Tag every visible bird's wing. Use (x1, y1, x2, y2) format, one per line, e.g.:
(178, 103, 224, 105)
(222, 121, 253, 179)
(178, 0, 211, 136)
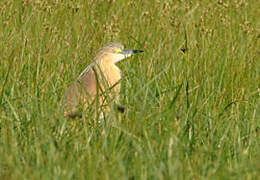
(77, 63, 97, 96)
(77, 63, 94, 80)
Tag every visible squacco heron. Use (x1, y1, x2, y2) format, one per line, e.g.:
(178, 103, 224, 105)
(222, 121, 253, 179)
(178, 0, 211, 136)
(64, 42, 143, 118)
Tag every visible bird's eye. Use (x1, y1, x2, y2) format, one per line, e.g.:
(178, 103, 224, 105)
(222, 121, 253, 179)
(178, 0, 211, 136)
(114, 48, 122, 53)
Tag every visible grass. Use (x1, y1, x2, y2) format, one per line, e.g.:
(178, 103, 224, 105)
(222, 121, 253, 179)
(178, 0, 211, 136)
(0, 0, 259, 179)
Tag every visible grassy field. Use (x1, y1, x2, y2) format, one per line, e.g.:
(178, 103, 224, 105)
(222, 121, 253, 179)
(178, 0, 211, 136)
(0, 0, 259, 179)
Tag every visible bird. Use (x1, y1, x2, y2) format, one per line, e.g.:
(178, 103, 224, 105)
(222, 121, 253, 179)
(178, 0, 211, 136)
(64, 42, 143, 118)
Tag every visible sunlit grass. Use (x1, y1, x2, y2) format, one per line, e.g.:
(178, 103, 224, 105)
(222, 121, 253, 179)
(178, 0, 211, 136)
(0, 0, 259, 179)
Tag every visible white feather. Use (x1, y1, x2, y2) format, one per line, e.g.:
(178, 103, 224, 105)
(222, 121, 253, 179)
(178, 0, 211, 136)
(113, 53, 132, 63)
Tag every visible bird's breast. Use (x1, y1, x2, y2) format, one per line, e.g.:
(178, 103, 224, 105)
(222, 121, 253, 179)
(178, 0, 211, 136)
(105, 65, 121, 87)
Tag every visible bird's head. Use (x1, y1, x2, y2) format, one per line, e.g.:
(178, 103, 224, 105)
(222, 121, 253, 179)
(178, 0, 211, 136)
(94, 42, 143, 64)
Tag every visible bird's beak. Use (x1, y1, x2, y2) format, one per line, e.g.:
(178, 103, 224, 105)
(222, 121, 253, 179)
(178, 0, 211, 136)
(113, 49, 143, 63)
(132, 49, 144, 54)
(121, 49, 144, 56)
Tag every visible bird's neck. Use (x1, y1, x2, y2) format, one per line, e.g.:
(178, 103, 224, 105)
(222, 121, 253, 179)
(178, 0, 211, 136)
(95, 61, 121, 87)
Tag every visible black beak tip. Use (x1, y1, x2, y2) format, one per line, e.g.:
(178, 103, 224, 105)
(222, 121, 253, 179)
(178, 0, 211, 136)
(133, 50, 144, 53)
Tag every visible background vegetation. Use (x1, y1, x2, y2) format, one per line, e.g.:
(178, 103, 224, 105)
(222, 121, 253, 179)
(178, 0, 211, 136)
(0, 0, 259, 179)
